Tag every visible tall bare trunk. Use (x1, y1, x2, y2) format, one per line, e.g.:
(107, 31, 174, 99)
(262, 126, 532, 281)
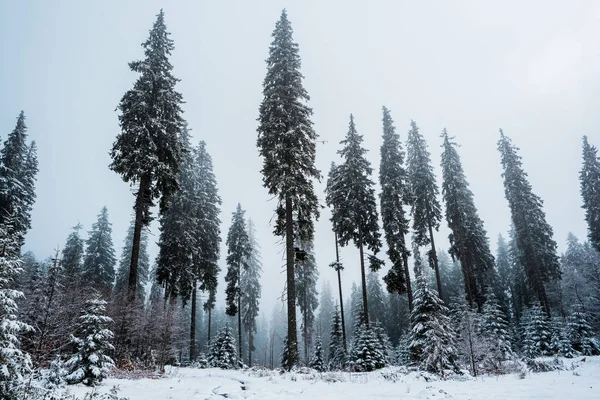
(334, 232, 347, 351)
(428, 222, 443, 300)
(129, 174, 149, 300)
(248, 328, 252, 366)
(359, 233, 369, 328)
(402, 251, 413, 312)
(238, 295, 242, 364)
(285, 194, 298, 369)
(207, 307, 212, 343)
(190, 280, 197, 361)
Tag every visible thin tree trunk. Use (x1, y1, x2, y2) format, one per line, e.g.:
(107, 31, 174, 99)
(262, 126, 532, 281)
(207, 307, 212, 343)
(190, 280, 197, 362)
(428, 221, 444, 300)
(359, 233, 370, 328)
(248, 328, 252, 366)
(334, 232, 347, 351)
(129, 174, 149, 300)
(461, 254, 475, 308)
(238, 295, 242, 364)
(303, 284, 308, 362)
(285, 194, 298, 369)
(402, 250, 413, 312)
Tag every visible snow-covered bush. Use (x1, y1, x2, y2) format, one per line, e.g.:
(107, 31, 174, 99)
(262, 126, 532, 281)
(40, 356, 67, 389)
(65, 295, 115, 386)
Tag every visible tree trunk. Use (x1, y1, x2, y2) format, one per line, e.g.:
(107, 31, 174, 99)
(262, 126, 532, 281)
(428, 221, 444, 300)
(285, 194, 299, 369)
(359, 233, 370, 328)
(190, 280, 197, 362)
(248, 328, 252, 366)
(402, 250, 413, 312)
(207, 306, 212, 343)
(303, 283, 309, 362)
(461, 254, 475, 309)
(129, 174, 149, 300)
(334, 232, 347, 351)
(238, 295, 242, 364)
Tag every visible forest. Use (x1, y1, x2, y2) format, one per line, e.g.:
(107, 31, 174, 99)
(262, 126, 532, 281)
(1, 7, 600, 400)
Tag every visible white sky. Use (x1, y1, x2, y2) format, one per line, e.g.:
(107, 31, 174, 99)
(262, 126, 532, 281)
(1, 0, 596, 314)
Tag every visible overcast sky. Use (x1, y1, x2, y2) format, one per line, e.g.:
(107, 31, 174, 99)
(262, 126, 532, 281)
(0, 0, 595, 315)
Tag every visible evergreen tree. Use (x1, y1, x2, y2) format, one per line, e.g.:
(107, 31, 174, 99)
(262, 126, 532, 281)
(0, 112, 38, 251)
(521, 304, 552, 357)
(328, 307, 346, 370)
(580, 136, 600, 252)
(453, 300, 489, 376)
(550, 318, 573, 358)
(110, 9, 185, 299)
(315, 281, 334, 357)
(560, 234, 593, 312)
(567, 305, 600, 355)
(295, 241, 319, 362)
(481, 289, 513, 360)
(406, 121, 443, 299)
(240, 219, 262, 366)
(61, 223, 85, 279)
(349, 323, 386, 372)
(409, 270, 460, 375)
(115, 219, 150, 302)
(256, 9, 321, 369)
(438, 251, 464, 305)
(225, 204, 251, 363)
(65, 295, 114, 386)
(309, 336, 325, 372)
(498, 131, 561, 315)
(83, 207, 116, 294)
(0, 221, 32, 395)
(441, 131, 495, 308)
(366, 271, 387, 325)
(495, 234, 514, 317)
(379, 107, 412, 308)
(207, 325, 238, 369)
(326, 115, 382, 328)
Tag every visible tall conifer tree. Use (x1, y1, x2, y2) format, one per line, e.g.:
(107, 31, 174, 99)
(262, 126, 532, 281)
(379, 107, 413, 310)
(240, 219, 262, 366)
(440, 130, 494, 308)
(406, 121, 443, 299)
(256, 9, 321, 369)
(295, 241, 319, 362)
(61, 223, 85, 279)
(110, 10, 185, 299)
(580, 136, 600, 252)
(497, 130, 561, 315)
(326, 115, 382, 327)
(115, 219, 150, 302)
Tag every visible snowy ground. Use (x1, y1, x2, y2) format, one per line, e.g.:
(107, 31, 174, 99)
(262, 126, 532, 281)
(67, 357, 600, 400)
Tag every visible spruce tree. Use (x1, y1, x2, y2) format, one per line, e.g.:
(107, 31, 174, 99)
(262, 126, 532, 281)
(567, 305, 600, 355)
(495, 234, 514, 315)
(61, 223, 85, 279)
(521, 304, 552, 357)
(0, 221, 32, 395)
(315, 281, 334, 357)
(326, 115, 382, 328)
(481, 289, 513, 360)
(0, 112, 38, 251)
(295, 241, 319, 362)
(349, 323, 386, 372)
(580, 136, 600, 252)
(498, 130, 561, 315)
(83, 207, 116, 295)
(409, 269, 460, 375)
(379, 107, 413, 309)
(207, 325, 238, 369)
(406, 121, 443, 299)
(65, 295, 114, 386)
(224, 203, 251, 362)
(328, 307, 346, 370)
(240, 219, 262, 366)
(309, 336, 325, 372)
(256, 9, 321, 369)
(366, 271, 387, 324)
(110, 9, 185, 299)
(441, 130, 495, 308)
(438, 251, 464, 305)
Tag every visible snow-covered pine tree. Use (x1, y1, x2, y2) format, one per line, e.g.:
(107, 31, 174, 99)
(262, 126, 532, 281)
(406, 121, 444, 299)
(379, 107, 413, 309)
(481, 288, 513, 361)
(326, 115, 382, 328)
(567, 305, 600, 355)
(328, 306, 346, 370)
(366, 271, 387, 325)
(295, 241, 319, 363)
(208, 325, 238, 369)
(349, 282, 365, 337)
(495, 234, 514, 317)
(224, 204, 251, 362)
(409, 268, 460, 376)
(110, 9, 185, 299)
(240, 219, 261, 366)
(0, 111, 38, 251)
(498, 130, 561, 316)
(560, 234, 595, 315)
(394, 334, 410, 366)
(83, 207, 116, 295)
(438, 251, 464, 305)
(61, 223, 85, 280)
(441, 131, 495, 309)
(309, 336, 325, 372)
(0, 221, 32, 396)
(580, 136, 600, 253)
(521, 304, 552, 357)
(315, 281, 334, 359)
(115, 217, 150, 302)
(65, 295, 114, 386)
(372, 322, 392, 366)
(257, 9, 321, 370)
(550, 317, 573, 358)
